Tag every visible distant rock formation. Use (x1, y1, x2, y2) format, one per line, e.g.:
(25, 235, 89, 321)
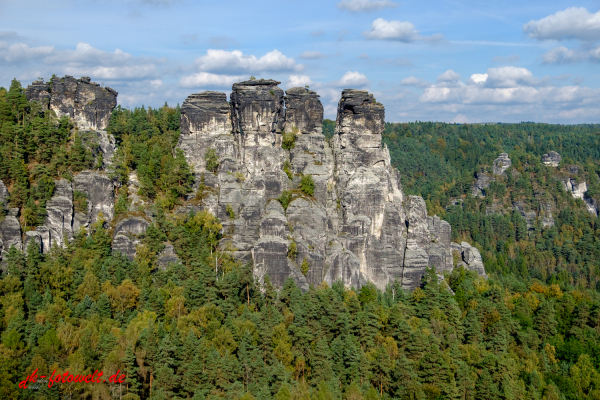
(176, 81, 486, 291)
(25, 76, 118, 131)
(562, 178, 588, 199)
(542, 151, 561, 167)
(492, 153, 511, 175)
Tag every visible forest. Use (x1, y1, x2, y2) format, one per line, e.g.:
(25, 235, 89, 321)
(0, 82, 600, 399)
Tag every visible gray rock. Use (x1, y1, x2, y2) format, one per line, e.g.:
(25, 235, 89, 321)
(562, 178, 587, 200)
(24, 231, 42, 253)
(0, 211, 22, 260)
(492, 153, 511, 175)
(157, 243, 181, 268)
(542, 151, 561, 167)
(283, 87, 323, 135)
(25, 80, 50, 110)
(472, 171, 494, 197)
(175, 81, 487, 292)
(26, 75, 117, 131)
(112, 216, 150, 260)
(72, 171, 115, 230)
(459, 242, 487, 278)
(45, 178, 73, 248)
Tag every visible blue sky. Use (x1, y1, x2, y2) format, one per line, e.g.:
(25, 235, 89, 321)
(1, 0, 600, 123)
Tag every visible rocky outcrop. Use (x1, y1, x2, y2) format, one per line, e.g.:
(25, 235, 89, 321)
(82, 130, 117, 168)
(26, 76, 118, 131)
(0, 208, 22, 261)
(176, 82, 486, 291)
(283, 88, 323, 134)
(492, 153, 511, 175)
(562, 178, 587, 199)
(157, 243, 181, 268)
(472, 171, 494, 197)
(45, 179, 74, 249)
(452, 242, 487, 278)
(542, 151, 561, 167)
(72, 171, 115, 231)
(112, 216, 150, 261)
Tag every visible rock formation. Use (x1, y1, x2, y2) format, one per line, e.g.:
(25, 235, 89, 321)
(542, 151, 561, 167)
(25, 76, 118, 131)
(492, 153, 511, 175)
(177, 81, 486, 291)
(562, 178, 588, 199)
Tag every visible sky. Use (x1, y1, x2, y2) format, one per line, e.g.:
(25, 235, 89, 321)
(1, 0, 600, 123)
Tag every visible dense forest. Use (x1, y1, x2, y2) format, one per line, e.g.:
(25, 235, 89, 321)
(382, 122, 600, 292)
(1, 83, 600, 399)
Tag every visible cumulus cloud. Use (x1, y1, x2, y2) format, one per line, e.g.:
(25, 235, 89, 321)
(299, 51, 326, 59)
(287, 74, 313, 87)
(363, 18, 443, 42)
(542, 45, 600, 64)
(437, 70, 461, 83)
(417, 66, 600, 119)
(400, 76, 431, 88)
(336, 71, 369, 87)
(524, 7, 600, 42)
(179, 72, 246, 88)
(0, 42, 55, 63)
(194, 49, 302, 73)
(0, 41, 161, 81)
(336, 0, 397, 13)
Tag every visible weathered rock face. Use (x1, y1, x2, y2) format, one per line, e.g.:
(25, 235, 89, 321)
(492, 153, 511, 175)
(283, 88, 323, 135)
(562, 178, 587, 199)
(45, 179, 74, 249)
(452, 242, 487, 278)
(72, 171, 115, 231)
(0, 207, 22, 262)
(112, 216, 150, 261)
(542, 151, 561, 167)
(25, 76, 118, 131)
(177, 83, 485, 291)
(25, 80, 51, 110)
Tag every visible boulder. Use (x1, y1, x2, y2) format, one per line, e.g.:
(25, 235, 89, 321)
(112, 216, 150, 260)
(542, 151, 561, 167)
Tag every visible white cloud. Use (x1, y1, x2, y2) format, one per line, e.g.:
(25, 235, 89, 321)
(299, 51, 326, 59)
(287, 74, 313, 87)
(450, 114, 469, 123)
(437, 69, 461, 83)
(336, 0, 397, 13)
(400, 76, 431, 88)
(470, 73, 488, 84)
(523, 7, 600, 42)
(336, 71, 369, 87)
(0, 42, 54, 63)
(362, 18, 443, 42)
(179, 72, 246, 88)
(194, 49, 301, 73)
(542, 45, 600, 64)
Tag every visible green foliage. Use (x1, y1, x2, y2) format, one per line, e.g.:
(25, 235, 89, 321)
(300, 257, 310, 276)
(282, 128, 298, 151)
(0, 78, 98, 211)
(287, 240, 297, 261)
(107, 103, 193, 208)
(205, 148, 219, 173)
(322, 119, 335, 140)
(300, 174, 315, 196)
(278, 190, 293, 210)
(73, 190, 88, 213)
(283, 160, 293, 180)
(226, 204, 235, 219)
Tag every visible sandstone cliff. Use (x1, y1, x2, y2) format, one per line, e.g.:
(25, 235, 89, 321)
(25, 76, 118, 131)
(177, 80, 486, 290)
(3, 77, 487, 290)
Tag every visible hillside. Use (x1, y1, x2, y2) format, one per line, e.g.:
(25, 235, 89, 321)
(0, 78, 599, 399)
